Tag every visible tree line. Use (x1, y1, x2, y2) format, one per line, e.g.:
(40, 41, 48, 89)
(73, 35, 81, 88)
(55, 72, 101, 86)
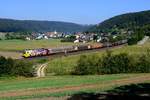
(73, 50, 150, 75)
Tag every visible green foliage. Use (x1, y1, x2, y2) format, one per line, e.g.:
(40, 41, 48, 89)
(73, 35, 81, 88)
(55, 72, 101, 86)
(142, 25, 150, 36)
(61, 35, 76, 42)
(99, 51, 131, 74)
(109, 34, 127, 42)
(0, 56, 34, 77)
(128, 28, 145, 45)
(12, 60, 34, 77)
(135, 50, 150, 73)
(36, 59, 48, 64)
(0, 56, 13, 75)
(73, 50, 150, 75)
(5, 33, 26, 40)
(73, 54, 99, 75)
(89, 10, 150, 33)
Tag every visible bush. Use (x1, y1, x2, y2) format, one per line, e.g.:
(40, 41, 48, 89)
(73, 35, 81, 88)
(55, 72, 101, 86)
(0, 57, 13, 76)
(73, 55, 89, 75)
(128, 31, 144, 45)
(5, 33, 26, 40)
(73, 54, 99, 75)
(0, 56, 34, 77)
(135, 50, 150, 73)
(99, 51, 131, 74)
(12, 60, 34, 77)
(73, 49, 150, 75)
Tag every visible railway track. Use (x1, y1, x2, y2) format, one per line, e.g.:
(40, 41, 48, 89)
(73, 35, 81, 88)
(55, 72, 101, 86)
(22, 44, 127, 60)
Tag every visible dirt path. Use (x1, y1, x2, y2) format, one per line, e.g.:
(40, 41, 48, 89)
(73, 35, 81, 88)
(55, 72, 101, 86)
(0, 74, 150, 98)
(36, 63, 47, 77)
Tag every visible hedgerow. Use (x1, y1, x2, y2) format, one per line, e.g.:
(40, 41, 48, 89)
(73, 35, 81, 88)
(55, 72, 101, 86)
(73, 50, 150, 75)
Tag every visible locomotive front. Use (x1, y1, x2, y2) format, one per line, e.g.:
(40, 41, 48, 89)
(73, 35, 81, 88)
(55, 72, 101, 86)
(22, 48, 49, 58)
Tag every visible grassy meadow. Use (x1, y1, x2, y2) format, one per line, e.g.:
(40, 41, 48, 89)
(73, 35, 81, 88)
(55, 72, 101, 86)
(0, 39, 76, 52)
(0, 74, 135, 92)
(0, 73, 149, 100)
(0, 39, 77, 58)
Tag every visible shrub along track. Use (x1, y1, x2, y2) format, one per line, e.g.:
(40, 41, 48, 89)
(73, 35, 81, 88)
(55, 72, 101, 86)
(0, 74, 150, 98)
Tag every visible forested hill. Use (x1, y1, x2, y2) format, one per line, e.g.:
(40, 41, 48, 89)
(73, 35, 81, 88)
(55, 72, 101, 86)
(88, 10, 150, 33)
(0, 18, 90, 32)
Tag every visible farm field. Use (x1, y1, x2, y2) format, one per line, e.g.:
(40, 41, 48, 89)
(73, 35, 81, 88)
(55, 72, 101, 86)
(0, 73, 150, 99)
(0, 39, 78, 58)
(0, 51, 22, 59)
(0, 39, 75, 52)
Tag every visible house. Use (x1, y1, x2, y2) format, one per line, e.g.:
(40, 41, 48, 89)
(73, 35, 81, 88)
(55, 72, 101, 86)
(25, 37, 31, 41)
(45, 31, 63, 38)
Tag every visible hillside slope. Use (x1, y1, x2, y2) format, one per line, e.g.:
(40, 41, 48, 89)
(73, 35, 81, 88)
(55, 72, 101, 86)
(0, 18, 90, 32)
(89, 10, 150, 33)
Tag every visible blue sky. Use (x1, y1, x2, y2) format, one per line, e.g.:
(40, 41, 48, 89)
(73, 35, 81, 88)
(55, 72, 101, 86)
(0, 0, 150, 24)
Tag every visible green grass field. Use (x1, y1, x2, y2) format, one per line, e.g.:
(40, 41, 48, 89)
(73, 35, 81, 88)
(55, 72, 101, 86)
(0, 73, 149, 100)
(0, 39, 78, 58)
(0, 74, 136, 92)
(0, 39, 76, 51)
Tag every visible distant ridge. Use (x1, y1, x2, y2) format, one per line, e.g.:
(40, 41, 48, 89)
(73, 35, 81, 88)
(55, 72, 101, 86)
(0, 18, 91, 32)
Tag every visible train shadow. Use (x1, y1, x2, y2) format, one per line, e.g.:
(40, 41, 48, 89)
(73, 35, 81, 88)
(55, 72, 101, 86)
(67, 83, 150, 100)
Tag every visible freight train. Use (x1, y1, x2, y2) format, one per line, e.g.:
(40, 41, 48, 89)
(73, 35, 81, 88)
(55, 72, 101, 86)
(22, 40, 127, 58)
